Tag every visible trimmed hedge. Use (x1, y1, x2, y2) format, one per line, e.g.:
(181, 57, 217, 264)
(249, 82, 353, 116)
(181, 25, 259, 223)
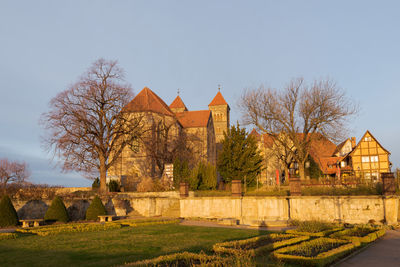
(44, 196, 69, 222)
(116, 219, 181, 227)
(85, 195, 106, 221)
(0, 232, 18, 240)
(0, 195, 18, 227)
(330, 227, 385, 244)
(124, 252, 229, 266)
(16, 222, 121, 236)
(286, 227, 343, 237)
(213, 233, 310, 256)
(272, 238, 358, 267)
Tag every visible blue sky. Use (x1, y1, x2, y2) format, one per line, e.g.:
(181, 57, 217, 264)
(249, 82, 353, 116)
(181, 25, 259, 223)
(0, 1, 399, 186)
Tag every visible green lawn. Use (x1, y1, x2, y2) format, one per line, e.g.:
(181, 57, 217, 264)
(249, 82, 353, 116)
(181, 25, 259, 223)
(0, 224, 266, 267)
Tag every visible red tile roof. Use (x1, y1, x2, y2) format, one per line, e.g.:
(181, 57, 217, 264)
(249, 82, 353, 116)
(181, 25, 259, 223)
(209, 92, 228, 106)
(175, 110, 211, 128)
(123, 87, 175, 116)
(169, 95, 188, 111)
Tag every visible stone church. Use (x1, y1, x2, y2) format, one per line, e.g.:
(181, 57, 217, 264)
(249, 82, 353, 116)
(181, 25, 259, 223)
(108, 87, 230, 189)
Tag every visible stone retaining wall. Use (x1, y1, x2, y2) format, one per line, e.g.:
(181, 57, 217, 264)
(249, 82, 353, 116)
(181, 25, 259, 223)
(10, 192, 400, 226)
(180, 196, 399, 225)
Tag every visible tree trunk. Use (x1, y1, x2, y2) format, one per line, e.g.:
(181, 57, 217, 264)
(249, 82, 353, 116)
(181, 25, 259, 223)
(99, 155, 107, 194)
(284, 167, 289, 183)
(299, 162, 306, 180)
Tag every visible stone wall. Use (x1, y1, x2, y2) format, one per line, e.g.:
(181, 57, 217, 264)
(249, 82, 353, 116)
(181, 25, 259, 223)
(180, 196, 399, 225)
(10, 192, 400, 226)
(12, 193, 180, 220)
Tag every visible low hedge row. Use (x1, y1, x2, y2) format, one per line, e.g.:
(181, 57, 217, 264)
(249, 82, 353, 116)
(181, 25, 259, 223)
(124, 252, 229, 266)
(286, 227, 343, 237)
(272, 237, 358, 267)
(213, 233, 310, 256)
(0, 232, 18, 240)
(117, 219, 181, 227)
(16, 222, 121, 236)
(330, 227, 386, 244)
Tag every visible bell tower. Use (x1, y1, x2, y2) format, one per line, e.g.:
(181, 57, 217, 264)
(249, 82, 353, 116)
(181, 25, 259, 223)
(208, 89, 230, 144)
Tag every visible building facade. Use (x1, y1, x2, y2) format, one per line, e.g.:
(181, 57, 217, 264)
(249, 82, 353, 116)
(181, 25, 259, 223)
(108, 87, 229, 189)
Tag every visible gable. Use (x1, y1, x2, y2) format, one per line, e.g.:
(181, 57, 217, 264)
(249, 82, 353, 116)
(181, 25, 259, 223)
(350, 130, 390, 156)
(123, 87, 175, 117)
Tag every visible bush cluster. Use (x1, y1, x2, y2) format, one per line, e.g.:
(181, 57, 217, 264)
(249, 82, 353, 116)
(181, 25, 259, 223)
(0, 195, 18, 227)
(85, 196, 106, 221)
(44, 196, 69, 222)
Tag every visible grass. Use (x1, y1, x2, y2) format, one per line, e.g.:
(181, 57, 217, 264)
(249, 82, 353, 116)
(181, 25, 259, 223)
(0, 224, 265, 267)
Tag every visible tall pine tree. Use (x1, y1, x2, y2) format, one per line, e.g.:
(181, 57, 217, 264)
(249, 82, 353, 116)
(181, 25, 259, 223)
(217, 123, 263, 189)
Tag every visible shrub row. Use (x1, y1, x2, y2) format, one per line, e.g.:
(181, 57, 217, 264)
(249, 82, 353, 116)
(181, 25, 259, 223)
(117, 219, 181, 227)
(330, 227, 386, 244)
(0, 233, 18, 240)
(16, 222, 121, 236)
(213, 233, 310, 256)
(286, 227, 343, 237)
(272, 237, 358, 267)
(124, 251, 234, 267)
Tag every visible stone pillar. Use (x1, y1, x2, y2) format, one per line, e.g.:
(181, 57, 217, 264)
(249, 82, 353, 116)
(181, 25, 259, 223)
(384, 196, 399, 225)
(179, 182, 189, 198)
(231, 180, 242, 197)
(382, 172, 396, 196)
(289, 177, 301, 196)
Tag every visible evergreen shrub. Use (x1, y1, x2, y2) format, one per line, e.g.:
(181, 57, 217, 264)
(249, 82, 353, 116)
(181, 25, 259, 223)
(0, 195, 18, 227)
(44, 196, 69, 222)
(108, 180, 120, 192)
(85, 195, 106, 221)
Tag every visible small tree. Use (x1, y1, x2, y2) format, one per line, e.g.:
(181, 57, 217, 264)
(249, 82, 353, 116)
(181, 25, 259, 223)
(108, 180, 120, 192)
(85, 195, 106, 221)
(217, 123, 263, 190)
(0, 159, 30, 194)
(92, 177, 100, 190)
(192, 161, 217, 190)
(173, 158, 191, 188)
(44, 196, 69, 222)
(0, 195, 18, 227)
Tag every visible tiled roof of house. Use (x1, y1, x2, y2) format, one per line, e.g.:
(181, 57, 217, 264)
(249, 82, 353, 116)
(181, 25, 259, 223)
(175, 110, 211, 128)
(123, 87, 175, 116)
(169, 95, 188, 111)
(263, 134, 275, 148)
(249, 129, 261, 140)
(209, 92, 229, 106)
(318, 156, 343, 175)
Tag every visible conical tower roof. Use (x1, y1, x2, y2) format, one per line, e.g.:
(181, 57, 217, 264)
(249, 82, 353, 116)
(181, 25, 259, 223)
(169, 95, 188, 111)
(209, 91, 229, 107)
(123, 87, 175, 116)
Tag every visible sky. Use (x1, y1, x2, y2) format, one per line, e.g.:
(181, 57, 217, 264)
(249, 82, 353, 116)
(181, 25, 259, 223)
(0, 1, 399, 187)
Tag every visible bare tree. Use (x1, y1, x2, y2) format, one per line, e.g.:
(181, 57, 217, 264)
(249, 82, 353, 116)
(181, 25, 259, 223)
(240, 77, 357, 180)
(41, 59, 143, 193)
(0, 158, 30, 193)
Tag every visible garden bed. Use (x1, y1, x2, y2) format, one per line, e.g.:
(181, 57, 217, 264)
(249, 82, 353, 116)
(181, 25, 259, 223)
(330, 226, 385, 244)
(124, 252, 229, 266)
(213, 233, 310, 256)
(286, 220, 342, 237)
(15, 222, 122, 236)
(0, 233, 18, 240)
(272, 237, 358, 267)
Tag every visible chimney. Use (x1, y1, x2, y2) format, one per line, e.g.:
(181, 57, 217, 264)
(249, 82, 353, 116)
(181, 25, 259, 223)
(351, 137, 356, 149)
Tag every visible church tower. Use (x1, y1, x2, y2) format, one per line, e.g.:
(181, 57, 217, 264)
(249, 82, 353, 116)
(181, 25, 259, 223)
(208, 90, 230, 144)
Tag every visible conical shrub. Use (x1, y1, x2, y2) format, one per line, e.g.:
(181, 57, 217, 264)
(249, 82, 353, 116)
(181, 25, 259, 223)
(85, 195, 106, 221)
(0, 195, 18, 227)
(44, 196, 69, 222)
